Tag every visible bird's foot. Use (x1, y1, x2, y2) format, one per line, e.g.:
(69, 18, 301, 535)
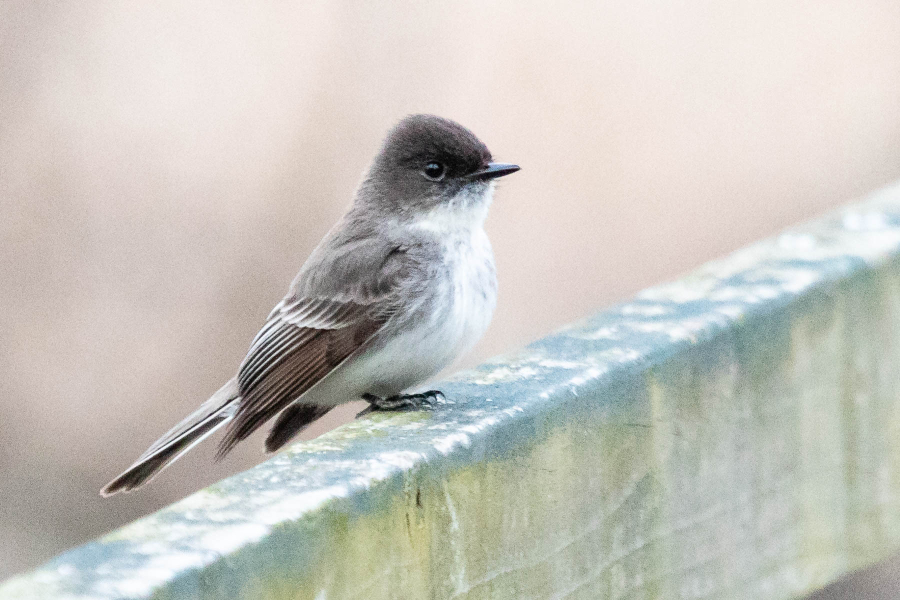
(357, 390, 446, 417)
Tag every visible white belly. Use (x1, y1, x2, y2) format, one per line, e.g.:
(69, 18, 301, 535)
(359, 229, 496, 396)
(302, 230, 496, 404)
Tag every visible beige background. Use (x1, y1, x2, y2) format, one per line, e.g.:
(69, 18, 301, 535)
(2, 0, 900, 594)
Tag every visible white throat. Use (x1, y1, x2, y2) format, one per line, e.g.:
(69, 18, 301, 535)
(408, 185, 494, 236)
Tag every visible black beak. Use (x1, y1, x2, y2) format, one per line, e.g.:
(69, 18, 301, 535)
(469, 162, 521, 181)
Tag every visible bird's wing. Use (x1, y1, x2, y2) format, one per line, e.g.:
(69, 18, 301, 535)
(217, 241, 413, 456)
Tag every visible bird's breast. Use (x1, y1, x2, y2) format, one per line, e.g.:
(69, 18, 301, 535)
(348, 228, 496, 397)
(439, 228, 497, 358)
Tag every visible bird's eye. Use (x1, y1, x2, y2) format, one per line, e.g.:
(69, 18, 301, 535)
(422, 161, 446, 181)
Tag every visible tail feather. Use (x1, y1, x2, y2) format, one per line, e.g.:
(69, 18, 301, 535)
(264, 403, 332, 453)
(100, 378, 239, 497)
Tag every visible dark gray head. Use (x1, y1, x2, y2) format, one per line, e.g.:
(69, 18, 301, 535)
(356, 115, 519, 222)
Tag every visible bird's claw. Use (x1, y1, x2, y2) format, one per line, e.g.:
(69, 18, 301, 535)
(357, 390, 446, 417)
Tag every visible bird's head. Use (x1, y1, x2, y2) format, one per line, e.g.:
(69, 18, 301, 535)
(357, 114, 519, 230)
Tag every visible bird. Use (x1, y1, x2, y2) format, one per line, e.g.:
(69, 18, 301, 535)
(101, 114, 519, 496)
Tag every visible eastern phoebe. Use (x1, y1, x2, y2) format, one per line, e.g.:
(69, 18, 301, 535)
(101, 115, 519, 496)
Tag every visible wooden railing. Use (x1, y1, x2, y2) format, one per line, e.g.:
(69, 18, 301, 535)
(5, 182, 900, 599)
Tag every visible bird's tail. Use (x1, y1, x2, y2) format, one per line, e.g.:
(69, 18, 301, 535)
(100, 378, 240, 497)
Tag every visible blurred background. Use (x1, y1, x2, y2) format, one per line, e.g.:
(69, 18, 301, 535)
(2, 0, 900, 595)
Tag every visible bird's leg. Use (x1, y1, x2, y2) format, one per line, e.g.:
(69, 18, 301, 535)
(359, 390, 446, 416)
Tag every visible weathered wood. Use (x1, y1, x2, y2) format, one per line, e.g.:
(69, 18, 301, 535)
(5, 182, 900, 599)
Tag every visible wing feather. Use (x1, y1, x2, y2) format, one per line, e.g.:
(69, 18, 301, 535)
(216, 238, 415, 456)
(217, 297, 388, 456)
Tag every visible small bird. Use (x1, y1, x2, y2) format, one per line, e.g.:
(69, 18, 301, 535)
(101, 115, 519, 496)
